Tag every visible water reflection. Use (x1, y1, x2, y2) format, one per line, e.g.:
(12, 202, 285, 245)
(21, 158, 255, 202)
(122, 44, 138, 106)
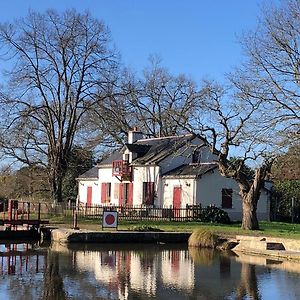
(43, 251, 67, 300)
(1, 242, 300, 299)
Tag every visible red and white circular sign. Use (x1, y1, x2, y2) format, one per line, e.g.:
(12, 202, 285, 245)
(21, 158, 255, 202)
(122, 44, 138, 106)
(102, 211, 118, 228)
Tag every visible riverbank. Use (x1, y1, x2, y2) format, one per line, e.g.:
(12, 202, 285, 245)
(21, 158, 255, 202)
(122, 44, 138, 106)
(49, 228, 300, 262)
(47, 219, 300, 239)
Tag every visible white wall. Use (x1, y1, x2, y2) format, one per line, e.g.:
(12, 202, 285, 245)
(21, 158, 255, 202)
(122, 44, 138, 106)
(196, 170, 270, 221)
(161, 178, 195, 208)
(132, 165, 161, 206)
(98, 167, 122, 206)
(77, 179, 101, 205)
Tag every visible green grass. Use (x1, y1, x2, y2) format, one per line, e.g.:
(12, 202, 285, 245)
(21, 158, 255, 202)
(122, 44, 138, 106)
(44, 216, 300, 239)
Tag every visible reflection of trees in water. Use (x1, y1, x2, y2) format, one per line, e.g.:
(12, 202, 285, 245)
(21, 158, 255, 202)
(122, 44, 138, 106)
(236, 263, 261, 300)
(42, 251, 66, 300)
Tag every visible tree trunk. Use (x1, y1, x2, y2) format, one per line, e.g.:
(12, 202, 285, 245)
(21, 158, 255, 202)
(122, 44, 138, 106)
(49, 164, 66, 204)
(240, 167, 267, 230)
(43, 252, 66, 300)
(51, 177, 63, 204)
(241, 195, 259, 230)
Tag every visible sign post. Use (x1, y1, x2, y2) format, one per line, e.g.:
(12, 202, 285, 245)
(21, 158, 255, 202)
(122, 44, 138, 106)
(102, 211, 118, 230)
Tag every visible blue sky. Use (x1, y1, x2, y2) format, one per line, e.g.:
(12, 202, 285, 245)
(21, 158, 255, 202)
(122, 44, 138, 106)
(0, 1, 271, 82)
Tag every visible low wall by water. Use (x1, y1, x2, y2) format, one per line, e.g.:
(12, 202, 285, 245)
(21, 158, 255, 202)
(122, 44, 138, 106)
(232, 235, 300, 261)
(51, 229, 191, 244)
(0, 229, 40, 241)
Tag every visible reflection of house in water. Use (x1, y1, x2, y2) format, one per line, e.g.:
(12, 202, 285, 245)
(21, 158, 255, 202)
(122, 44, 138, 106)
(53, 245, 300, 300)
(161, 249, 194, 290)
(75, 249, 156, 299)
(130, 252, 156, 296)
(73, 247, 195, 299)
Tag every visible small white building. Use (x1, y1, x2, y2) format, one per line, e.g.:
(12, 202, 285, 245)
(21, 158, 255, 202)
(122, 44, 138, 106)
(77, 129, 271, 221)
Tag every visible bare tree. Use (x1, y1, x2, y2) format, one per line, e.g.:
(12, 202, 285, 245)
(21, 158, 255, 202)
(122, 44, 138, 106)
(231, 0, 300, 145)
(179, 82, 274, 230)
(85, 57, 203, 150)
(131, 57, 201, 138)
(0, 10, 119, 203)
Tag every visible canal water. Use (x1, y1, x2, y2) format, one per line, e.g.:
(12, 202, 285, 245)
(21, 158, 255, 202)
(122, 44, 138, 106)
(0, 242, 300, 300)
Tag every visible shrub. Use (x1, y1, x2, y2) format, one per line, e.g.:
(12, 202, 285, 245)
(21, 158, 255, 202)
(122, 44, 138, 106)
(197, 205, 231, 224)
(188, 229, 218, 248)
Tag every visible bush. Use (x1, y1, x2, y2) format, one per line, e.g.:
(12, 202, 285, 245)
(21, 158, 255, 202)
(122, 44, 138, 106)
(188, 229, 218, 248)
(197, 205, 231, 224)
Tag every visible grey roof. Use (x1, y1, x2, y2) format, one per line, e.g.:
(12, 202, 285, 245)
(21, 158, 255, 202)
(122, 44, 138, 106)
(77, 166, 99, 179)
(125, 143, 151, 155)
(132, 134, 197, 165)
(96, 134, 206, 168)
(163, 163, 218, 178)
(98, 151, 123, 167)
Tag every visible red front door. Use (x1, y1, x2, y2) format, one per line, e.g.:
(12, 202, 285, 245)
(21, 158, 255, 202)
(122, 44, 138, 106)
(173, 186, 182, 217)
(87, 186, 93, 207)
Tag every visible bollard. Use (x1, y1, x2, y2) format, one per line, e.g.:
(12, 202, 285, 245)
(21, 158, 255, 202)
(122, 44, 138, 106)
(72, 209, 79, 230)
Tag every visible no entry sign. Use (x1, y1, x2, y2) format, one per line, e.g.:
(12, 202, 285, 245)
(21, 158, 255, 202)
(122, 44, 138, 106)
(102, 211, 118, 229)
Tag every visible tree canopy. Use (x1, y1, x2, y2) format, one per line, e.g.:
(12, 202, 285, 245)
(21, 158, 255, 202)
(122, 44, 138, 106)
(0, 9, 119, 203)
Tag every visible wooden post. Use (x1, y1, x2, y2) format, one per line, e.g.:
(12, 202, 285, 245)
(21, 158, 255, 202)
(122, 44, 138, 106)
(38, 203, 41, 222)
(8, 200, 12, 221)
(27, 203, 30, 230)
(72, 209, 79, 230)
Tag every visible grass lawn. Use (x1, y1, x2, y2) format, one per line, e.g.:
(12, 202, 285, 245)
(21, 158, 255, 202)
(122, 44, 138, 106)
(46, 215, 300, 239)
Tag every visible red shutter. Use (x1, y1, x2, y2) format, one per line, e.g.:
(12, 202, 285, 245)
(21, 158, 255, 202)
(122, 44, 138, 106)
(128, 183, 133, 206)
(87, 186, 93, 207)
(101, 183, 107, 203)
(144, 182, 154, 205)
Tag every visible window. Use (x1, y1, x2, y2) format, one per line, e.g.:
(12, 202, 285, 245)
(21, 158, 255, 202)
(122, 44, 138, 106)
(222, 189, 233, 209)
(192, 149, 201, 163)
(101, 183, 111, 203)
(114, 183, 120, 199)
(124, 153, 130, 162)
(142, 182, 155, 205)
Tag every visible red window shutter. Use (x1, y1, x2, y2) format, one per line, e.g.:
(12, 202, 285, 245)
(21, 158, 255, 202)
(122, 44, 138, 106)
(144, 182, 154, 205)
(128, 183, 133, 206)
(87, 186, 93, 207)
(149, 182, 155, 205)
(101, 183, 107, 203)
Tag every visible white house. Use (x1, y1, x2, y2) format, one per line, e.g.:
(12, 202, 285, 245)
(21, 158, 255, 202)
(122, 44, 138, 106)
(77, 129, 271, 221)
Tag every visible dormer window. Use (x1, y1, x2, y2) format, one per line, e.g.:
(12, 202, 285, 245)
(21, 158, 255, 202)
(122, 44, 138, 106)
(192, 149, 201, 163)
(124, 153, 130, 163)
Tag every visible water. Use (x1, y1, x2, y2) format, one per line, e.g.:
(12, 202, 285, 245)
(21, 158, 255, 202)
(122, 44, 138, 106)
(1, 242, 300, 300)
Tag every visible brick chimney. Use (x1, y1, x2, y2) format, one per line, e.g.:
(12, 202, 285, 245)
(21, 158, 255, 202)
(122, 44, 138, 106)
(128, 127, 143, 144)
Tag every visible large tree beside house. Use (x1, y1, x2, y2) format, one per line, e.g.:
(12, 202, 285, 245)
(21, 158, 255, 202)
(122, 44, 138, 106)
(177, 82, 275, 230)
(0, 10, 119, 203)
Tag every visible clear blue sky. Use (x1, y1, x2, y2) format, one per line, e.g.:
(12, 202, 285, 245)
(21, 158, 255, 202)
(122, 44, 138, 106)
(0, 1, 273, 82)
